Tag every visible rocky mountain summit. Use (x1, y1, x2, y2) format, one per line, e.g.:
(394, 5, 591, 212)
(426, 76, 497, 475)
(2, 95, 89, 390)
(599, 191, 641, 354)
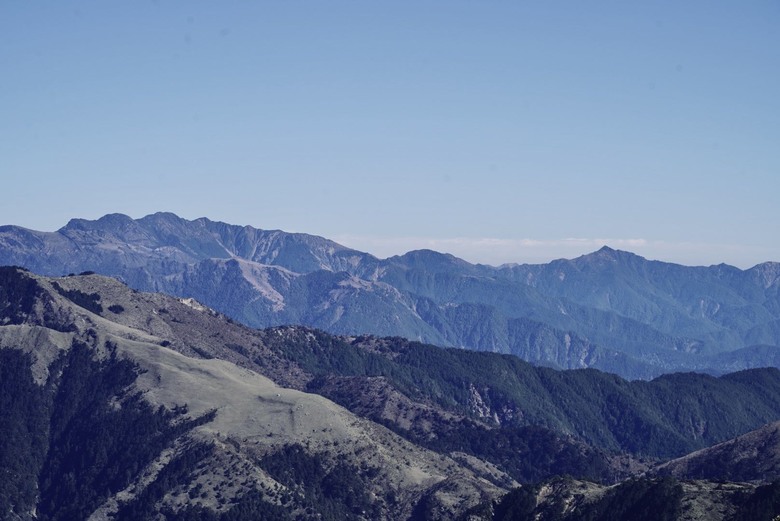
(1, 212, 779, 380)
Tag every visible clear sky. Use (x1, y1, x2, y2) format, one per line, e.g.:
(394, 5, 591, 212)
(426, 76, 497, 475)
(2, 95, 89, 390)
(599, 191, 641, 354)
(2, 1, 778, 268)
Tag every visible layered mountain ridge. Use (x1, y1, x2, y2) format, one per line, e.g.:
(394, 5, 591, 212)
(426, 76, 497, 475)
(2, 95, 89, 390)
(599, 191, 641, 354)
(3, 267, 780, 519)
(0, 266, 508, 520)
(1, 212, 779, 379)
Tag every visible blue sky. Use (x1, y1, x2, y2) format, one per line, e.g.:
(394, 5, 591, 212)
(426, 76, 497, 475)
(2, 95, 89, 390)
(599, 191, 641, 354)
(2, 1, 778, 267)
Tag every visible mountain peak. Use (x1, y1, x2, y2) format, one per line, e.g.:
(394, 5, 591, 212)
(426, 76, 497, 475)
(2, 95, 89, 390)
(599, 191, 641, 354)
(402, 248, 454, 259)
(580, 245, 644, 264)
(137, 211, 191, 228)
(395, 249, 475, 272)
(574, 245, 620, 265)
(61, 213, 135, 232)
(748, 261, 780, 288)
(144, 211, 183, 221)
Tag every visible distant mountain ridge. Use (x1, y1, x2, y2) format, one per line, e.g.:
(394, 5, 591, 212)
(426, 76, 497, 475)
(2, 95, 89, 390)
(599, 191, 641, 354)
(1, 212, 779, 379)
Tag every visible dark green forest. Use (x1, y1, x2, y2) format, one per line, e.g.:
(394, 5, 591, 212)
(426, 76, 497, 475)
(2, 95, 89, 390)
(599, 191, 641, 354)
(51, 281, 103, 315)
(0, 341, 213, 520)
(492, 477, 684, 521)
(491, 478, 780, 521)
(0, 266, 40, 325)
(263, 328, 780, 464)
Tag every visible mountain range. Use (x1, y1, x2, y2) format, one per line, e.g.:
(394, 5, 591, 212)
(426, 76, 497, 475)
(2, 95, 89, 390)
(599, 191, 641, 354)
(2, 212, 779, 379)
(0, 266, 506, 520)
(2, 267, 780, 520)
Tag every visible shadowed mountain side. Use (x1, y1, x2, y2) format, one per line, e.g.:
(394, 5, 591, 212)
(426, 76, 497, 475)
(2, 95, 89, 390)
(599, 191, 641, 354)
(489, 476, 780, 521)
(275, 328, 780, 459)
(650, 421, 780, 483)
